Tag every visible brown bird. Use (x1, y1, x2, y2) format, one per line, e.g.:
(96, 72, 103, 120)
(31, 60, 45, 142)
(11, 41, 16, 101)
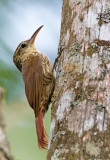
(13, 25, 55, 149)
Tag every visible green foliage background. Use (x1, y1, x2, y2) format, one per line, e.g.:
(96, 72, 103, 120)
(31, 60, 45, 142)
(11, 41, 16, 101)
(0, 0, 61, 159)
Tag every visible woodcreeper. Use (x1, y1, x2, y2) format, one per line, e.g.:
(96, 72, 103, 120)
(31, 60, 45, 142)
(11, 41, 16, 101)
(13, 26, 55, 149)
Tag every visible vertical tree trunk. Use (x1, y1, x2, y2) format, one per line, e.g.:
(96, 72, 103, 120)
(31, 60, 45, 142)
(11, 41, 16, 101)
(47, 0, 110, 159)
(0, 87, 13, 160)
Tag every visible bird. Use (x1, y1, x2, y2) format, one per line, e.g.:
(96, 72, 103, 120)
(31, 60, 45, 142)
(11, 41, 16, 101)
(13, 25, 55, 149)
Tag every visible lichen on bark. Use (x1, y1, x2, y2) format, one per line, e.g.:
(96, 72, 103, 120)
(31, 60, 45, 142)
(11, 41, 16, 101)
(47, 0, 110, 159)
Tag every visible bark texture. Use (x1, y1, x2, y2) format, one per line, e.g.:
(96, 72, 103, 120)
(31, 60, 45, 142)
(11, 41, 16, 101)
(0, 87, 13, 160)
(47, 0, 110, 159)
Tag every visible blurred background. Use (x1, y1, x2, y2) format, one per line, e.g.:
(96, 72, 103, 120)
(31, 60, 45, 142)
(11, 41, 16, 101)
(0, 0, 62, 159)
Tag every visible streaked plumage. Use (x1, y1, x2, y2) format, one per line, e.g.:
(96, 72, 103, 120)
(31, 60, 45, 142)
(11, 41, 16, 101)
(13, 26, 55, 149)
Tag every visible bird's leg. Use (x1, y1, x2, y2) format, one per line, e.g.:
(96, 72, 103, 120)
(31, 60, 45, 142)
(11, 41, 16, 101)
(53, 45, 65, 71)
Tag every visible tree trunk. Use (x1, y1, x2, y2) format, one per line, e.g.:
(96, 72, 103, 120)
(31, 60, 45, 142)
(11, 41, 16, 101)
(47, 0, 110, 159)
(0, 87, 13, 160)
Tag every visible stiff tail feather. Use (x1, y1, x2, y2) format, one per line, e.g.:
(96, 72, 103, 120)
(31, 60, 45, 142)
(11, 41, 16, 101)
(35, 110, 48, 149)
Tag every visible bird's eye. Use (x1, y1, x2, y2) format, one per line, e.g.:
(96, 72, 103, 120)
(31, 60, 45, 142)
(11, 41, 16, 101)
(21, 43, 26, 48)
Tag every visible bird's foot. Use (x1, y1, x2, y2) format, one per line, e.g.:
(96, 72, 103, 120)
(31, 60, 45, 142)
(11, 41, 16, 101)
(53, 45, 65, 71)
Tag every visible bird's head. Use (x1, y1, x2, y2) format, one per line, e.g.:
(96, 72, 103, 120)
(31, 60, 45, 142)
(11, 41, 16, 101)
(13, 25, 43, 71)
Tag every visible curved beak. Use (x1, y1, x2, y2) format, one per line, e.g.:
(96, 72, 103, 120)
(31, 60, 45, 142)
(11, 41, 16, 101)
(29, 25, 44, 46)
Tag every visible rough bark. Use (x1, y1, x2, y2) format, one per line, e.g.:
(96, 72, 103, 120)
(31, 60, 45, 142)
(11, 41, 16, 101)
(47, 0, 110, 159)
(0, 87, 13, 160)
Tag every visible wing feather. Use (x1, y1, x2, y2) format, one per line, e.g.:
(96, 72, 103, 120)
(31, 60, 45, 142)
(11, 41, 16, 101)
(21, 54, 54, 149)
(22, 55, 43, 116)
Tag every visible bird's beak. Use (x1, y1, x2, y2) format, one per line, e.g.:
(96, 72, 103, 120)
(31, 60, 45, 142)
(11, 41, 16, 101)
(29, 25, 44, 46)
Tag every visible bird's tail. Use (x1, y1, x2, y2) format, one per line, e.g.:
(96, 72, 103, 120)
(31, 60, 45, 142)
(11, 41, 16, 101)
(35, 110, 48, 149)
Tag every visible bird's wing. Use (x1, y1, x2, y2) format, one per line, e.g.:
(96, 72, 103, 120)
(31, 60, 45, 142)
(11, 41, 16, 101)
(22, 54, 51, 149)
(22, 54, 43, 116)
